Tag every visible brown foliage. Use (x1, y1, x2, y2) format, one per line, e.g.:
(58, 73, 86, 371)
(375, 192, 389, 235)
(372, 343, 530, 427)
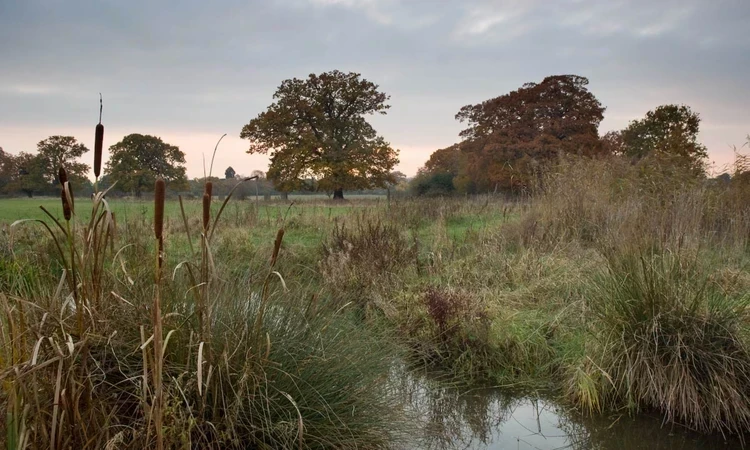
(455, 75, 605, 193)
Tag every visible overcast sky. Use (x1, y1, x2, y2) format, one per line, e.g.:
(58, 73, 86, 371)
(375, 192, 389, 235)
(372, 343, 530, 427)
(1, 0, 748, 178)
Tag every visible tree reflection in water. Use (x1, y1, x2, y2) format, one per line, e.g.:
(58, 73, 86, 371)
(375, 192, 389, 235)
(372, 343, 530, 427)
(395, 367, 745, 450)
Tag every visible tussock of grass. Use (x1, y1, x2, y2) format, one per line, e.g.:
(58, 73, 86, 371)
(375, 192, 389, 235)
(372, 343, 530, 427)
(573, 248, 750, 435)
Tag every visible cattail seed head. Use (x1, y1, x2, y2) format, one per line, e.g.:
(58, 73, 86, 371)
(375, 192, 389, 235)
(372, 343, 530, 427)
(94, 123, 104, 178)
(204, 181, 213, 197)
(154, 178, 166, 240)
(58, 167, 68, 185)
(61, 187, 71, 221)
(202, 193, 211, 231)
(270, 229, 285, 267)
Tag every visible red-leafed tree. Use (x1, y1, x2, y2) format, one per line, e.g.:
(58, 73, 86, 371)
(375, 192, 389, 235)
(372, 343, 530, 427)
(455, 75, 606, 192)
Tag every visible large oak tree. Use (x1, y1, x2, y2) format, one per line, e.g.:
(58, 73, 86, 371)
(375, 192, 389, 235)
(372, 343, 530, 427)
(240, 70, 399, 199)
(105, 134, 188, 197)
(455, 75, 605, 192)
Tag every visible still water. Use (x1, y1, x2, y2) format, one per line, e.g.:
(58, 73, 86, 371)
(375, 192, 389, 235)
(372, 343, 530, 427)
(400, 373, 744, 450)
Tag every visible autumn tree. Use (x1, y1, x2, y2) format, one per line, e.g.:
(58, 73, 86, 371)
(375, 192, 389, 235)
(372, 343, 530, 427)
(618, 104, 708, 174)
(105, 134, 188, 197)
(455, 75, 605, 192)
(36, 135, 90, 186)
(240, 70, 399, 200)
(2, 152, 47, 197)
(225, 166, 236, 179)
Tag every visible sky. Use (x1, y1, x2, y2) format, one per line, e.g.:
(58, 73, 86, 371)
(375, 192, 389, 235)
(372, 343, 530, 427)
(1, 0, 749, 178)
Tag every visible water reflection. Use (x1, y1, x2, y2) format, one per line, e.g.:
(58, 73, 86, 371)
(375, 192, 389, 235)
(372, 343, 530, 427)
(398, 370, 743, 450)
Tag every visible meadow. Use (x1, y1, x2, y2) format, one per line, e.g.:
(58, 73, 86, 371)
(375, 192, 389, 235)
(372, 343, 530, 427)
(1, 156, 750, 448)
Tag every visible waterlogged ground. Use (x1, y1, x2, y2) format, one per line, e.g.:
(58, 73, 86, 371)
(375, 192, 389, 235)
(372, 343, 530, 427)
(403, 375, 743, 450)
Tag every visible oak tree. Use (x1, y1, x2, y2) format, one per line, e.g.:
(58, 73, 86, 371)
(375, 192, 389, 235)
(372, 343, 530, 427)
(456, 75, 605, 192)
(619, 104, 708, 174)
(105, 134, 188, 197)
(36, 135, 90, 186)
(2, 152, 47, 197)
(240, 70, 399, 200)
(419, 144, 464, 177)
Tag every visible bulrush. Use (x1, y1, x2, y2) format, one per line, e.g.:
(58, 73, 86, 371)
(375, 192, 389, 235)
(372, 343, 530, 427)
(94, 95, 104, 193)
(204, 181, 213, 197)
(59, 167, 74, 219)
(152, 177, 166, 450)
(61, 187, 72, 221)
(202, 192, 211, 232)
(154, 178, 166, 243)
(58, 166, 68, 185)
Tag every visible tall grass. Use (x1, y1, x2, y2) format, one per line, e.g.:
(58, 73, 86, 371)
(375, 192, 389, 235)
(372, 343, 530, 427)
(0, 140, 411, 448)
(525, 155, 750, 435)
(573, 247, 750, 435)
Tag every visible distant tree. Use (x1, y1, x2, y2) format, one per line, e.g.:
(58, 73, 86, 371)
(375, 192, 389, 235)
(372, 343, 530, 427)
(36, 136, 90, 187)
(240, 70, 399, 200)
(419, 144, 464, 177)
(456, 75, 605, 192)
(619, 104, 708, 175)
(250, 170, 266, 180)
(105, 134, 188, 197)
(390, 171, 407, 185)
(3, 152, 47, 197)
(601, 130, 625, 156)
(0, 147, 12, 193)
(411, 172, 456, 197)
(225, 166, 236, 179)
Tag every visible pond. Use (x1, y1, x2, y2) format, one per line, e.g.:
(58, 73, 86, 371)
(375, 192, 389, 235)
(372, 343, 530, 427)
(399, 371, 744, 450)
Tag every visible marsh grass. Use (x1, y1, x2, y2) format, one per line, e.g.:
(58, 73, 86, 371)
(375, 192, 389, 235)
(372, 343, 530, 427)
(573, 247, 750, 435)
(2, 144, 750, 446)
(1, 157, 410, 448)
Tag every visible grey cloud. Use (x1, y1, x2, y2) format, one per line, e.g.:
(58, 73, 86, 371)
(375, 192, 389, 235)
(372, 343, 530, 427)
(0, 0, 748, 174)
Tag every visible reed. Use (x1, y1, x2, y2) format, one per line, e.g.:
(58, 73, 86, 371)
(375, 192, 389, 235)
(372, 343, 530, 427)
(94, 94, 103, 186)
(152, 177, 166, 450)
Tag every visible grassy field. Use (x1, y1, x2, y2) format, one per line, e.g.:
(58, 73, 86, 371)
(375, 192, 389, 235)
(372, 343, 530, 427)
(2, 157, 750, 448)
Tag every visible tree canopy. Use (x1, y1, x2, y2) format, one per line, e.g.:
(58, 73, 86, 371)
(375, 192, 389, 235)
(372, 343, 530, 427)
(2, 152, 47, 197)
(240, 70, 399, 199)
(455, 75, 605, 192)
(105, 134, 188, 196)
(35, 136, 90, 186)
(616, 104, 708, 175)
(225, 166, 236, 179)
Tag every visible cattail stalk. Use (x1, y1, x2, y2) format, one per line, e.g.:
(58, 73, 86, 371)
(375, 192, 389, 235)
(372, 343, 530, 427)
(94, 94, 103, 193)
(59, 167, 74, 216)
(152, 178, 165, 450)
(199, 187, 210, 345)
(61, 188, 71, 222)
(202, 193, 211, 233)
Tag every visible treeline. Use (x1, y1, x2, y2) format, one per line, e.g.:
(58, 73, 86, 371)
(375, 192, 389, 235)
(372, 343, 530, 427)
(0, 135, 403, 199)
(411, 75, 744, 196)
(1, 134, 263, 198)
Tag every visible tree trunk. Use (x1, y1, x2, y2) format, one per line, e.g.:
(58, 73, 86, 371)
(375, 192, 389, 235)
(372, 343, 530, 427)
(333, 188, 344, 200)
(280, 191, 289, 201)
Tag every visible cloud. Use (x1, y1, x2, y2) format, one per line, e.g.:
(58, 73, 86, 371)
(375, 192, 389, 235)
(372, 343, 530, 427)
(0, 0, 748, 176)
